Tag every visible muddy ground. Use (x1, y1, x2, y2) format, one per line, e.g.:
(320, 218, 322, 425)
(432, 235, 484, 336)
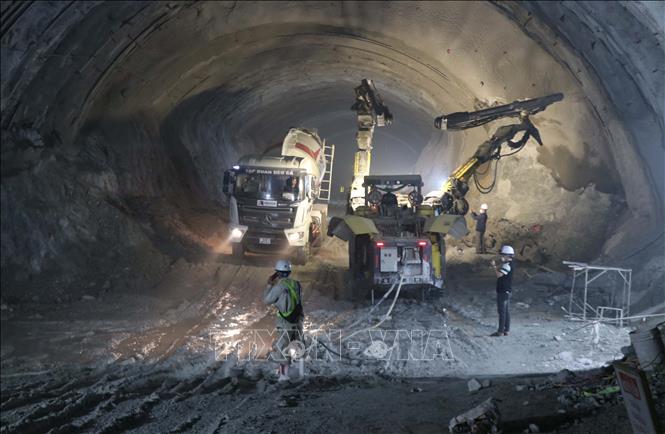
(2, 227, 647, 433)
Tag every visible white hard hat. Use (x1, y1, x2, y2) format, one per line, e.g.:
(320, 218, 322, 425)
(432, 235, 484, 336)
(275, 259, 292, 272)
(500, 245, 515, 256)
(480, 203, 488, 210)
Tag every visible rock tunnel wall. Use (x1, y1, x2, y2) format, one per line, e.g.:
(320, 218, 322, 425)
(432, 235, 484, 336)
(1, 1, 663, 302)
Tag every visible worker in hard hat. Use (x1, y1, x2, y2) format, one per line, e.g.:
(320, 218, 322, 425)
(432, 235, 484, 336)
(471, 203, 489, 254)
(263, 259, 304, 381)
(490, 245, 515, 336)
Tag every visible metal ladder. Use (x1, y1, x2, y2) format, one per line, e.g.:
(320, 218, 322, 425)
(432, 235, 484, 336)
(318, 142, 335, 201)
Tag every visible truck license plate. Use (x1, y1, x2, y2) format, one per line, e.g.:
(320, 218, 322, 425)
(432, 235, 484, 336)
(259, 237, 271, 245)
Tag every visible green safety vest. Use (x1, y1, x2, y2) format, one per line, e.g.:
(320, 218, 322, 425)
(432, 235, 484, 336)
(278, 278, 302, 322)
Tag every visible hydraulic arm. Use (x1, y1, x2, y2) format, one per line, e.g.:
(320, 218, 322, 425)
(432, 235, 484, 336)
(430, 93, 563, 215)
(349, 79, 393, 211)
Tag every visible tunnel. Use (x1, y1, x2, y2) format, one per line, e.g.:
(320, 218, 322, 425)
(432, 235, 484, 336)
(1, 1, 664, 433)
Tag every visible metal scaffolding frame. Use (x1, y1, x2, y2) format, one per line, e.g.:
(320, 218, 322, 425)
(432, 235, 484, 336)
(563, 261, 632, 324)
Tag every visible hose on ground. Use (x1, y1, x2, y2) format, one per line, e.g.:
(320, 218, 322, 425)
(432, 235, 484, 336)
(303, 275, 405, 360)
(342, 275, 405, 343)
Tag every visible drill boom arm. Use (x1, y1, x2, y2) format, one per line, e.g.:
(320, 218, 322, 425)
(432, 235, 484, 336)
(432, 94, 563, 215)
(349, 79, 393, 210)
(435, 93, 563, 130)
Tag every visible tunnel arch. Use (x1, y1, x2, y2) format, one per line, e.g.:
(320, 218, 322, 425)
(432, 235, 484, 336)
(1, 1, 663, 295)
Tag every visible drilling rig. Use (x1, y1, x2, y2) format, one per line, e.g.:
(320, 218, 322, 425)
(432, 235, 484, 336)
(329, 87, 563, 296)
(329, 80, 467, 294)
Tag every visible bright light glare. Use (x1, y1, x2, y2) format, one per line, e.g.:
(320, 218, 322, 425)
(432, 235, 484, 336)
(288, 232, 302, 242)
(231, 228, 243, 239)
(222, 328, 242, 338)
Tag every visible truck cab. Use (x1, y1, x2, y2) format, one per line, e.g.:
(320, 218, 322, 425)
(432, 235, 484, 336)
(223, 128, 333, 264)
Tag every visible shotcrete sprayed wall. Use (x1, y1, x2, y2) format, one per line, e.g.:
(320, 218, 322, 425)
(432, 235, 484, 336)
(1, 1, 663, 302)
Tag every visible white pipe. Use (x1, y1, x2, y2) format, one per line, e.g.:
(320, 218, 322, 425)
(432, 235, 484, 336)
(302, 276, 405, 359)
(302, 278, 398, 355)
(342, 275, 405, 343)
(342, 278, 398, 332)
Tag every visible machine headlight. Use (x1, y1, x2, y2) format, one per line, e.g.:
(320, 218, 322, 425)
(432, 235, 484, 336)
(288, 232, 304, 242)
(230, 226, 248, 242)
(284, 228, 306, 246)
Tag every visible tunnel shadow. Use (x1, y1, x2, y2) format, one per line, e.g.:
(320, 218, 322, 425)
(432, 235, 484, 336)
(536, 142, 623, 195)
(76, 83, 305, 267)
(63, 79, 369, 298)
(73, 112, 234, 265)
(158, 86, 258, 208)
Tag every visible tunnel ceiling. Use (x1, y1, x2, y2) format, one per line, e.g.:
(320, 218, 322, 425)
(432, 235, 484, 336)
(1, 1, 664, 279)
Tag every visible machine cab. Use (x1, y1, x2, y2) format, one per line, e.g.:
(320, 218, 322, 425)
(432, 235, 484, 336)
(359, 175, 424, 217)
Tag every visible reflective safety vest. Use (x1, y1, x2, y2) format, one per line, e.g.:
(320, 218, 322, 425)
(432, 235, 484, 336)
(278, 278, 303, 323)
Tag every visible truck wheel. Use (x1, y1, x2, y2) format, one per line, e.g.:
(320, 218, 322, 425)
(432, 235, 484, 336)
(348, 275, 373, 301)
(232, 243, 244, 261)
(294, 245, 310, 265)
(427, 282, 444, 301)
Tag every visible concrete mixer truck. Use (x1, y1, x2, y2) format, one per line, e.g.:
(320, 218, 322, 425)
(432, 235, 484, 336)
(222, 128, 335, 264)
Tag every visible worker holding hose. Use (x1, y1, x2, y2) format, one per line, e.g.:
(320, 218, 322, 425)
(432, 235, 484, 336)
(263, 259, 304, 381)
